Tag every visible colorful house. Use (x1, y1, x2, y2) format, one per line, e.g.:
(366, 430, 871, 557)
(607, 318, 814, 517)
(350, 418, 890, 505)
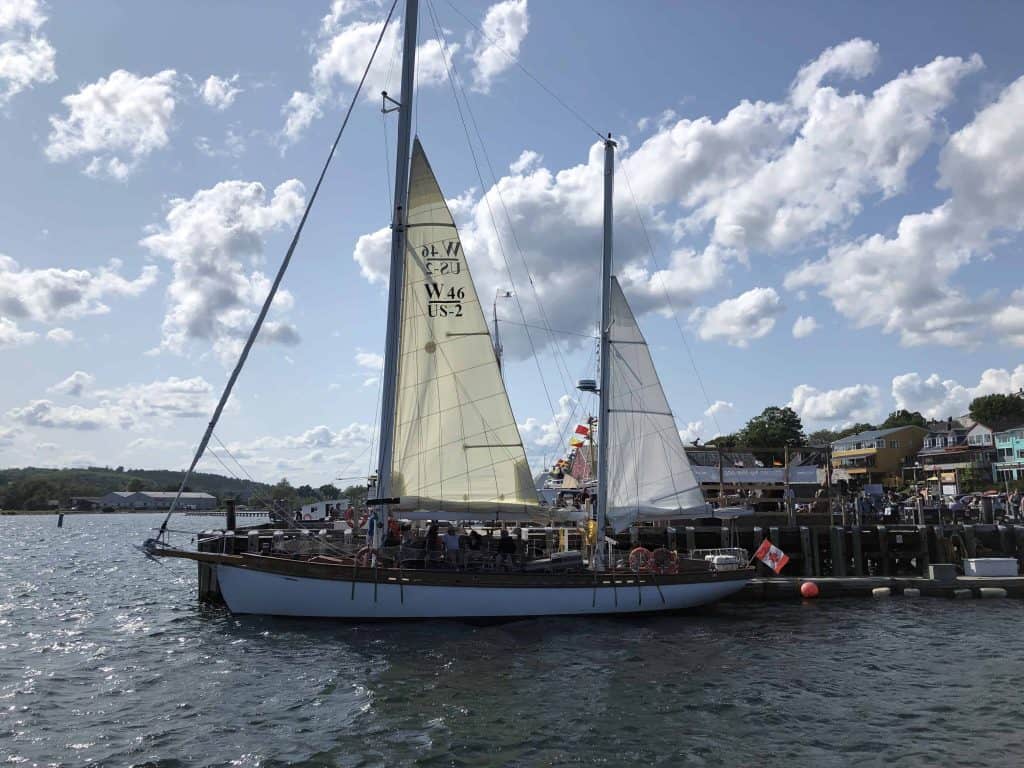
(913, 417, 994, 495)
(831, 425, 928, 487)
(993, 424, 1024, 483)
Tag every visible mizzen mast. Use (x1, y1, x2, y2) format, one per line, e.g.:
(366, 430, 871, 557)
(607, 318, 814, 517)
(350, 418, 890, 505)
(594, 135, 616, 570)
(375, 0, 419, 506)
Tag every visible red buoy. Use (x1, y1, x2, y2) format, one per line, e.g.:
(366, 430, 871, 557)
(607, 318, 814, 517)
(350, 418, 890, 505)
(800, 581, 820, 599)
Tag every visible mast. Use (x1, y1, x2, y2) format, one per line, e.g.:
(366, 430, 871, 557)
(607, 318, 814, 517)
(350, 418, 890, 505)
(376, 0, 419, 503)
(595, 135, 616, 570)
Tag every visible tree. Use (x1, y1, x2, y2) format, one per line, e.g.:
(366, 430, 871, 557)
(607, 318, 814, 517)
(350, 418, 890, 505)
(808, 428, 840, 446)
(881, 409, 927, 429)
(318, 483, 341, 500)
(127, 477, 145, 492)
(969, 392, 1024, 426)
(705, 433, 739, 448)
(740, 406, 805, 448)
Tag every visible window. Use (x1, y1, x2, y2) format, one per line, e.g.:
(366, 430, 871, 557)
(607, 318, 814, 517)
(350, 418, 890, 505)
(984, 434, 992, 444)
(876, 439, 886, 448)
(890, 440, 900, 448)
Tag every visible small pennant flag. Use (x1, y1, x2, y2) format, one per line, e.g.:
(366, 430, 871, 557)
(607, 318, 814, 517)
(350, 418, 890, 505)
(754, 539, 789, 574)
(569, 436, 584, 447)
(575, 424, 590, 437)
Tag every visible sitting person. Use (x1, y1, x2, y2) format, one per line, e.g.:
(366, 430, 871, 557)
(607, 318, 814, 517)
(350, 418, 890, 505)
(442, 526, 462, 566)
(497, 527, 517, 571)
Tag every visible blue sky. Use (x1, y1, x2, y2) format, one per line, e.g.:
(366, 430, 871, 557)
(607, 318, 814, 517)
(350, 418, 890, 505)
(1, 0, 1022, 485)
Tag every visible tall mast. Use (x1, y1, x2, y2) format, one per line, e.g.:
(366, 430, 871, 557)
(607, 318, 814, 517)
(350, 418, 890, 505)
(595, 135, 616, 569)
(376, 0, 419, 502)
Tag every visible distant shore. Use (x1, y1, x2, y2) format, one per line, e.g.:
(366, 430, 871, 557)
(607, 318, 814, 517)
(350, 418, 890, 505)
(0, 509, 181, 516)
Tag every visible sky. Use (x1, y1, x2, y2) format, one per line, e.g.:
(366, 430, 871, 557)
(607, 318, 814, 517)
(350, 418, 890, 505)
(1, 0, 1023, 486)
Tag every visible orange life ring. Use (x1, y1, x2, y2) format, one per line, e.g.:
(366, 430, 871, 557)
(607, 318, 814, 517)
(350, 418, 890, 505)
(651, 547, 678, 575)
(355, 546, 374, 567)
(628, 546, 653, 572)
(359, 511, 370, 529)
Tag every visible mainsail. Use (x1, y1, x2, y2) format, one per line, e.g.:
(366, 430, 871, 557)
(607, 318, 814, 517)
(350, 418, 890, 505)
(390, 138, 540, 520)
(604, 277, 710, 531)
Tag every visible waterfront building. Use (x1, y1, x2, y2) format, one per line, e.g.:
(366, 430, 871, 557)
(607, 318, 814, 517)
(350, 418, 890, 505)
(911, 417, 994, 495)
(992, 424, 1024, 483)
(97, 490, 217, 510)
(830, 426, 928, 487)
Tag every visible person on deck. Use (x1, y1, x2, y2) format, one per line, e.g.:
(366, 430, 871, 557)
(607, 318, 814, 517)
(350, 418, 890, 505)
(497, 528, 517, 571)
(425, 521, 440, 567)
(443, 526, 462, 567)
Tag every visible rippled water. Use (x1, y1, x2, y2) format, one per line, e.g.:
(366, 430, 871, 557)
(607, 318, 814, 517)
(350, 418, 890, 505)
(2, 513, 1023, 767)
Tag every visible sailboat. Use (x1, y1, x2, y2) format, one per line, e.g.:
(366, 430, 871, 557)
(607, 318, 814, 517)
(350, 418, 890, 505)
(146, 0, 751, 618)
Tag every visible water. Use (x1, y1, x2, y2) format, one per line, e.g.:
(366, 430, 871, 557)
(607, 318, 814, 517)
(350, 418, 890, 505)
(2, 513, 1023, 768)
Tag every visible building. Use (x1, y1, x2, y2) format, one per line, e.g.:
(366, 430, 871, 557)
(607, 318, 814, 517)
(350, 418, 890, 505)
(831, 426, 927, 487)
(993, 424, 1024, 483)
(97, 490, 218, 510)
(911, 417, 994, 495)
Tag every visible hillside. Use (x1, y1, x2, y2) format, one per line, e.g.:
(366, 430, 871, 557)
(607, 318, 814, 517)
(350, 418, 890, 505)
(0, 466, 269, 510)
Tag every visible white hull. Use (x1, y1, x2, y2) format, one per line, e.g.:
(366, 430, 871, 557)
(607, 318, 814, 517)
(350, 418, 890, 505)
(216, 564, 748, 619)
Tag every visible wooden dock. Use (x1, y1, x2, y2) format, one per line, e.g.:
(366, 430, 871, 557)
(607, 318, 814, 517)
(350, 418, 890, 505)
(735, 575, 1024, 601)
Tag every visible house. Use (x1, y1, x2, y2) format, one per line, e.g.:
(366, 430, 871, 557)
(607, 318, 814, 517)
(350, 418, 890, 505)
(97, 490, 218, 510)
(993, 424, 1024, 483)
(831, 425, 928, 487)
(912, 417, 993, 495)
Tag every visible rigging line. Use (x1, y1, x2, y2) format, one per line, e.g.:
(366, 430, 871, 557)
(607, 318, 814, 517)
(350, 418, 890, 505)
(497, 318, 598, 340)
(443, 0, 604, 141)
(430, 2, 576, 398)
(205, 448, 241, 482)
(617, 156, 723, 437)
(156, 0, 401, 538)
(423, 0, 561, 432)
(212, 432, 257, 485)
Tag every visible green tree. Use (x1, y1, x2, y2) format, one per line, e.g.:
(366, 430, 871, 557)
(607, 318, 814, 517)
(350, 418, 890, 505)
(705, 433, 739, 448)
(740, 406, 805, 448)
(341, 484, 368, 506)
(969, 392, 1024, 426)
(318, 483, 341, 500)
(127, 477, 145, 492)
(881, 409, 928, 429)
(808, 428, 840, 445)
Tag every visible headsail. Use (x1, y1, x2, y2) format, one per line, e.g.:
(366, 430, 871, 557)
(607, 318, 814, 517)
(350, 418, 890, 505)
(604, 277, 709, 531)
(390, 138, 540, 520)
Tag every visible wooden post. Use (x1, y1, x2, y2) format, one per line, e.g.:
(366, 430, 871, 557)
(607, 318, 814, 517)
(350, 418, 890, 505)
(799, 525, 813, 577)
(785, 444, 795, 526)
(831, 526, 847, 577)
(878, 524, 891, 576)
(717, 446, 725, 505)
(225, 498, 236, 532)
(852, 526, 864, 577)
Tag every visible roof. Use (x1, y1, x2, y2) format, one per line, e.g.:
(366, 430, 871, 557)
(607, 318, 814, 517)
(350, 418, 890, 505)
(832, 425, 926, 446)
(972, 418, 1024, 434)
(136, 491, 215, 499)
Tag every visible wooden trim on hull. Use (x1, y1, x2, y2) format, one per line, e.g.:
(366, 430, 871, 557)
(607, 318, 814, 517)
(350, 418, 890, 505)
(159, 548, 751, 590)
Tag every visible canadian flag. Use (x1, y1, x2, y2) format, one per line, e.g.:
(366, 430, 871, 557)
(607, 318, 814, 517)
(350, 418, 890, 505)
(754, 539, 790, 574)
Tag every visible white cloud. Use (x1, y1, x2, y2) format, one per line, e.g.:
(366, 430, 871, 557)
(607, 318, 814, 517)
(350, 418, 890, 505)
(195, 127, 246, 159)
(7, 399, 131, 431)
(354, 349, 383, 370)
(46, 69, 178, 179)
(0, 253, 158, 325)
(470, 0, 528, 93)
(48, 370, 94, 397)
(282, 8, 456, 144)
(679, 421, 703, 444)
(891, 365, 1024, 419)
(0, 426, 19, 446)
(46, 327, 72, 343)
(140, 178, 305, 364)
(281, 90, 322, 144)
(693, 287, 783, 346)
(786, 71, 1024, 348)
(0, 316, 37, 348)
(518, 393, 575, 450)
(95, 376, 214, 419)
(351, 39, 986, 359)
(789, 383, 882, 424)
(199, 74, 241, 110)
(0, 0, 55, 106)
(704, 400, 733, 418)
(792, 315, 819, 339)
(509, 149, 541, 174)
(992, 289, 1024, 346)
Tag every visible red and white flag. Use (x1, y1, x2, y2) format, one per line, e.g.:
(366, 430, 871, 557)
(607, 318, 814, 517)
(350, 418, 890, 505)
(575, 424, 590, 437)
(754, 539, 789, 574)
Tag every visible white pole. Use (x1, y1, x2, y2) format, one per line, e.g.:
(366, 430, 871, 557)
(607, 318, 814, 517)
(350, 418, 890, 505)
(595, 136, 616, 571)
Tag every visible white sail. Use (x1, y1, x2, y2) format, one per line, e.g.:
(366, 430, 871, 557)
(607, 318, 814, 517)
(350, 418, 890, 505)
(605, 277, 709, 531)
(390, 138, 540, 520)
